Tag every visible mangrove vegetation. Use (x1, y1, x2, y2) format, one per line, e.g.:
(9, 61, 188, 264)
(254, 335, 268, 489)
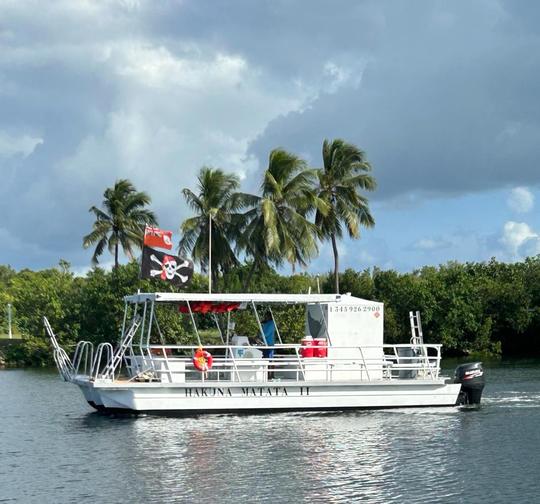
(1, 256, 540, 367)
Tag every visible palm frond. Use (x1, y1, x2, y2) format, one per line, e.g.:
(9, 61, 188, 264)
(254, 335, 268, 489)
(179, 166, 247, 274)
(90, 236, 109, 265)
(82, 220, 112, 248)
(345, 173, 377, 191)
(182, 188, 204, 213)
(88, 206, 111, 222)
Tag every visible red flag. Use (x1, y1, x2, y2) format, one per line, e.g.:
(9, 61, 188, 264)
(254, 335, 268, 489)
(144, 226, 173, 250)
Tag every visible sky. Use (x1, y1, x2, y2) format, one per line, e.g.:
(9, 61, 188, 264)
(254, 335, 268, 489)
(1, 0, 540, 275)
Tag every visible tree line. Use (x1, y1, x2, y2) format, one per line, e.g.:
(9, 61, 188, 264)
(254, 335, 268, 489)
(1, 256, 540, 366)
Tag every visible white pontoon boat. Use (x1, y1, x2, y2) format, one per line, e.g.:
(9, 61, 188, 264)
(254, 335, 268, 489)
(45, 292, 485, 414)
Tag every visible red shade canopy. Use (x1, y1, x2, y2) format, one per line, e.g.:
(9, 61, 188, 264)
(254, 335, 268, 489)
(178, 302, 241, 314)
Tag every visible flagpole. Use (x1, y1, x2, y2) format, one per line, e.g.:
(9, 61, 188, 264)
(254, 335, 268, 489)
(208, 213, 212, 294)
(140, 223, 147, 281)
(7, 303, 12, 339)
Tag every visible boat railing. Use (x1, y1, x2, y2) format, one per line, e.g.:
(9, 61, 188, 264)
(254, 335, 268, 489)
(91, 342, 114, 380)
(112, 343, 442, 384)
(72, 341, 94, 377)
(43, 316, 75, 382)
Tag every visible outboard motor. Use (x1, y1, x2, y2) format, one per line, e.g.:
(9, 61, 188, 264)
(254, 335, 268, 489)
(454, 362, 485, 405)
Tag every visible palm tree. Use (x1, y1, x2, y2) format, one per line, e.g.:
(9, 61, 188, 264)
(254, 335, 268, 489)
(315, 139, 376, 293)
(241, 148, 325, 288)
(179, 167, 252, 289)
(83, 179, 157, 269)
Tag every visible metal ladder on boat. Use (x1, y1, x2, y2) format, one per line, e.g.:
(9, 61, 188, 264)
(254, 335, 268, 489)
(409, 311, 435, 379)
(409, 311, 424, 346)
(101, 315, 141, 380)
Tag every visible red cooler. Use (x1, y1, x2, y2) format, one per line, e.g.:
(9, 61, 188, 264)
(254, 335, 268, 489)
(313, 338, 328, 358)
(301, 336, 314, 358)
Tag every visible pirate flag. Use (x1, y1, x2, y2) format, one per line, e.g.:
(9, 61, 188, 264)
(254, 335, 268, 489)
(141, 246, 194, 287)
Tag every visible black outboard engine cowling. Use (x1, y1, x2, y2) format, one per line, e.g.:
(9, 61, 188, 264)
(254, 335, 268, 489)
(454, 362, 485, 405)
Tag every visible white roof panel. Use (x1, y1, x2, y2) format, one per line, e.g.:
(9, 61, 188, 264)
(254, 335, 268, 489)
(123, 292, 369, 304)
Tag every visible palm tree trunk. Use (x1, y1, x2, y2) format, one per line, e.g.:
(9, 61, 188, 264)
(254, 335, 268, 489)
(114, 237, 119, 270)
(212, 269, 219, 294)
(331, 233, 339, 293)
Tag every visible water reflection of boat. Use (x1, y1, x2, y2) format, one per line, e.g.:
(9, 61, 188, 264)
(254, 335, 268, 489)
(45, 292, 485, 414)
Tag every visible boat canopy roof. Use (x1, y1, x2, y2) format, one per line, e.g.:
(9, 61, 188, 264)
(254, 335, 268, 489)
(124, 292, 355, 305)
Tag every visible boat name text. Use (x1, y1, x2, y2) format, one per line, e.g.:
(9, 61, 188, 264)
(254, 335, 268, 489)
(183, 386, 310, 397)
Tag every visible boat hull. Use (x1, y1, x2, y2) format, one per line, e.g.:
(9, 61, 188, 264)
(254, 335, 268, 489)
(76, 380, 462, 414)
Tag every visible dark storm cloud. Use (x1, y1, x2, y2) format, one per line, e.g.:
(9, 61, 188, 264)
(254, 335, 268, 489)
(249, 0, 540, 200)
(0, 60, 119, 257)
(142, 0, 382, 75)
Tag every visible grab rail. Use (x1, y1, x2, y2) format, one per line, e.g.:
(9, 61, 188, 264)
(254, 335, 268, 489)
(72, 341, 94, 376)
(44, 316, 75, 381)
(91, 343, 114, 380)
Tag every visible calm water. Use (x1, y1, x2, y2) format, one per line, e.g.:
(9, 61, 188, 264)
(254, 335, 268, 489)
(1, 361, 539, 503)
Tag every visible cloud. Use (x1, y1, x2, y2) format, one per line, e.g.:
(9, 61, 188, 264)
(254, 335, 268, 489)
(507, 187, 534, 213)
(500, 221, 540, 259)
(0, 131, 43, 158)
(401, 230, 497, 268)
(249, 1, 540, 201)
(411, 237, 452, 251)
(71, 261, 114, 278)
(0, 1, 332, 269)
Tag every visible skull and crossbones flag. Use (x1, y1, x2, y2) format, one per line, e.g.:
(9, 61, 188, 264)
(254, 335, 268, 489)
(141, 246, 194, 287)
